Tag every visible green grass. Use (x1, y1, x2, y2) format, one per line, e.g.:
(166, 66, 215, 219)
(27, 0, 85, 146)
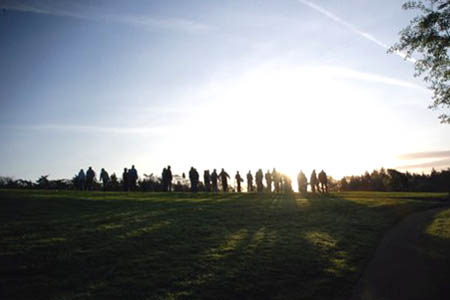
(418, 207, 450, 290)
(0, 190, 448, 300)
(426, 208, 450, 239)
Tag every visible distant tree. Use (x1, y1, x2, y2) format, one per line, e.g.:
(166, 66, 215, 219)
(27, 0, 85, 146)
(36, 175, 50, 189)
(15, 179, 33, 189)
(139, 173, 162, 192)
(327, 176, 338, 192)
(0, 177, 29, 189)
(339, 177, 349, 191)
(389, 0, 450, 123)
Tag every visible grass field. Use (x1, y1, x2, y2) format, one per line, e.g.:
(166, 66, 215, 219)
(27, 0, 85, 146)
(0, 190, 448, 300)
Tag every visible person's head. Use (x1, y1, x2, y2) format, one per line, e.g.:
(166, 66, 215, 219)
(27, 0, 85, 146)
(101, 168, 104, 171)
(124, 168, 127, 171)
(88, 166, 92, 170)
(237, 171, 240, 174)
(131, 165, 135, 169)
(168, 165, 171, 170)
(213, 169, 216, 172)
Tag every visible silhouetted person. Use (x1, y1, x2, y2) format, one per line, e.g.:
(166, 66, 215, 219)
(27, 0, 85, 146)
(166, 165, 173, 192)
(247, 171, 254, 192)
(86, 166, 95, 190)
(189, 167, 199, 192)
(128, 165, 138, 191)
(204, 170, 211, 192)
(100, 168, 109, 190)
(219, 168, 230, 192)
(78, 169, 86, 190)
(122, 168, 129, 191)
(211, 169, 218, 193)
(318, 170, 328, 193)
(310, 170, 319, 193)
(235, 171, 243, 192)
(265, 170, 272, 192)
(272, 168, 281, 193)
(255, 169, 264, 192)
(297, 170, 308, 194)
(283, 175, 292, 193)
(161, 167, 168, 191)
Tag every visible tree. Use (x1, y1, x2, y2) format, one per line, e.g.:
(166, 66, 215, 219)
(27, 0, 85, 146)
(389, 0, 450, 123)
(36, 175, 50, 189)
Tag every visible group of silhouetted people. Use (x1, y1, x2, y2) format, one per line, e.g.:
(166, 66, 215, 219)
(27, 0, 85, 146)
(122, 165, 138, 191)
(76, 165, 138, 191)
(245, 168, 293, 193)
(297, 169, 328, 193)
(191, 168, 325, 194)
(76, 167, 96, 190)
(76, 165, 328, 193)
(189, 168, 230, 192)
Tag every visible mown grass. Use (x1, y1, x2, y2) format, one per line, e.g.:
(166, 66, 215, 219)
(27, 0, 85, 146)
(0, 190, 448, 300)
(417, 207, 450, 295)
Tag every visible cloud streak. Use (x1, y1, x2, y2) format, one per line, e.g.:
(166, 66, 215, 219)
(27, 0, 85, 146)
(396, 158, 450, 170)
(319, 66, 423, 89)
(1, 0, 212, 34)
(396, 150, 450, 170)
(27, 124, 177, 135)
(397, 150, 450, 160)
(297, 0, 415, 63)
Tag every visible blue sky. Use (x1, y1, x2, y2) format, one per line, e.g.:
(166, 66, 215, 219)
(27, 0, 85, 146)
(1, 0, 449, 181)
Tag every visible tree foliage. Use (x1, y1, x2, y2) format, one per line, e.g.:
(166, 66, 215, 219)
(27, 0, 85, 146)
(389, 0, 450, 123)
(340, 167, 450, 192)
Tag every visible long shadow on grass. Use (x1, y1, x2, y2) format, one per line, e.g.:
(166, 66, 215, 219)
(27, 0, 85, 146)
(351, 206, 450, 300)
(0, 190, 445, 300)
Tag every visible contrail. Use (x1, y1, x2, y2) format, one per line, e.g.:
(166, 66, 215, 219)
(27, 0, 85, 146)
(297, 0, 415, 63)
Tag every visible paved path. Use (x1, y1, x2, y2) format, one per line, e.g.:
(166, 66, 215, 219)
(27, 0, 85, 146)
(351, 206, 450, 300)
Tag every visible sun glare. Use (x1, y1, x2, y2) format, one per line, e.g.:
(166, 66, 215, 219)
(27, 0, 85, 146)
(152, 64, 399, 180)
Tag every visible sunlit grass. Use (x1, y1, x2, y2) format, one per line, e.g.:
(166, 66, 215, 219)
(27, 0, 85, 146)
(0, 189, 447, 300)
(426, 208, 450, 239)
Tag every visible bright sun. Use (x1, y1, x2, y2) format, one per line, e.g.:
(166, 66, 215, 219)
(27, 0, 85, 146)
(157, 63, 400, 181)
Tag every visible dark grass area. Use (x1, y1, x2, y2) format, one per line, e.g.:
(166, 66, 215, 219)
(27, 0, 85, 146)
(0, 190, 447, 300)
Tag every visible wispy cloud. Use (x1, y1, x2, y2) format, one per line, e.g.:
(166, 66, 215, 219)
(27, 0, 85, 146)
(320, 66, 423, 89)
(1, 0, 212, 34)
(396, 158, 450, 170)
(396, 150, 450, 170)
(27, 124, 177, 135)
(397, 150, 450, 160)
(297, 0, 415, 63)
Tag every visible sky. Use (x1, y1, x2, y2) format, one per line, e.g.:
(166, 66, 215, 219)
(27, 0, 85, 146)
(0, 0, 449, 183)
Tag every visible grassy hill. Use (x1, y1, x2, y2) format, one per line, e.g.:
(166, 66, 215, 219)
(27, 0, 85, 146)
(0, 190, 447, 300)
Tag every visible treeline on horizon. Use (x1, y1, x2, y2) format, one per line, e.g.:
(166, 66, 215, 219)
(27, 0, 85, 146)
(339, 168, 450, 193)
(0, 167, 449, 193)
